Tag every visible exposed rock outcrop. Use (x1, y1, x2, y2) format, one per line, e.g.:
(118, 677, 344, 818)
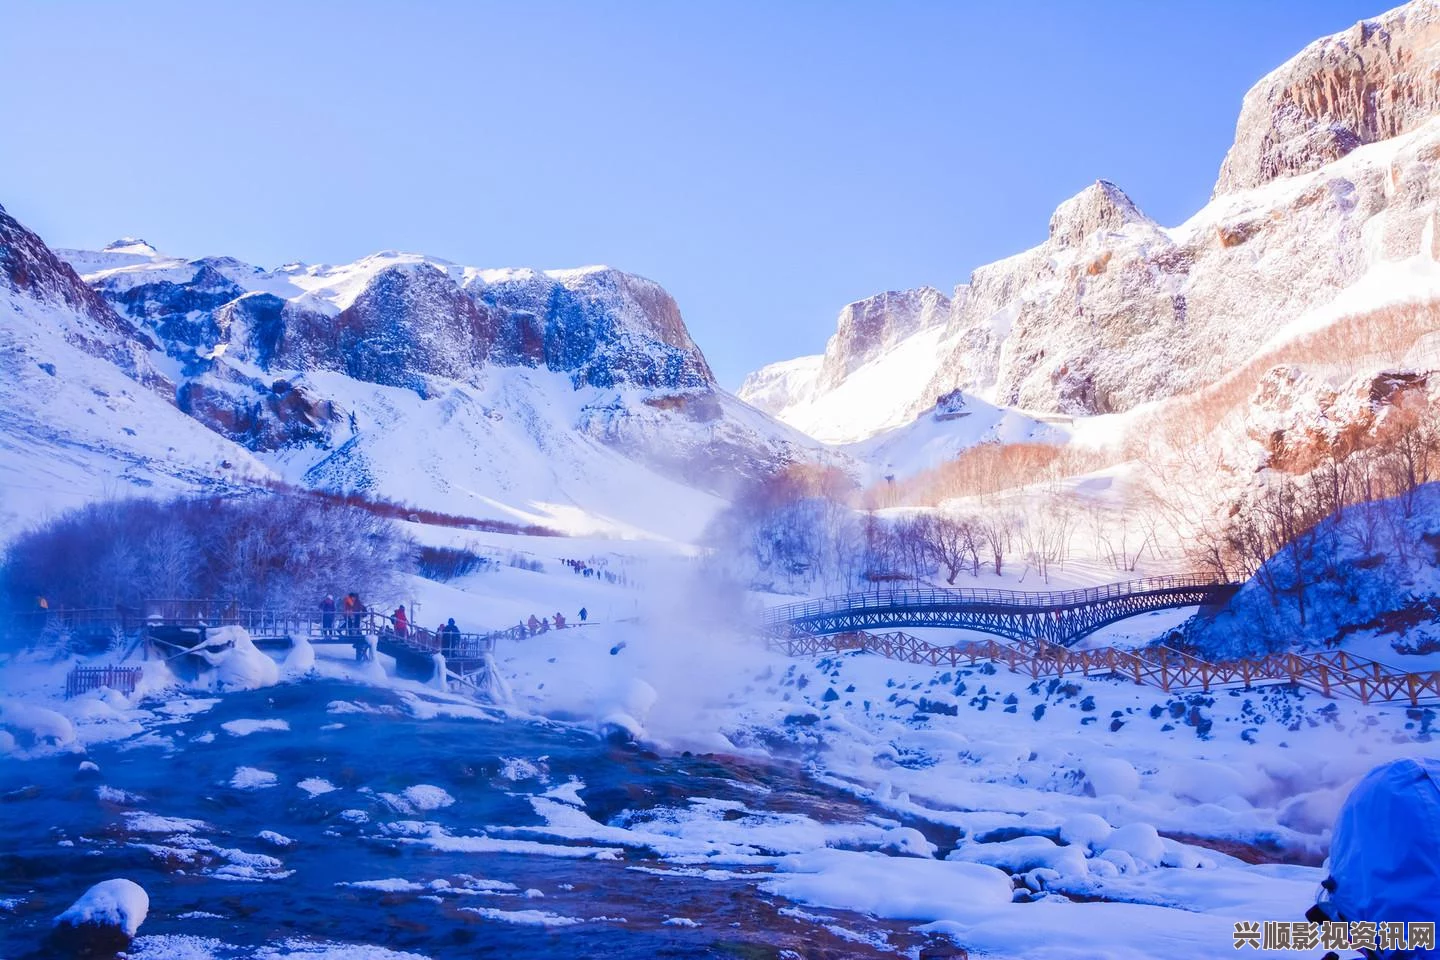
(0, 204, 156, 375)
(815, 287, 950, 390)
(335, 263, 499, 390)
(177, 375, 339, 451)
(1247, 365, 1437, 473)
(1216, 0, 1440, 194)
(470, 267, 714, 390)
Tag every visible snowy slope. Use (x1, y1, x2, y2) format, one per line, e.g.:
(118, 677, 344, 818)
(748, 324, 957, 444)
(264, 368, 726, 541)
(0, 286, 274, 533)
(843, 391, 1060, 484)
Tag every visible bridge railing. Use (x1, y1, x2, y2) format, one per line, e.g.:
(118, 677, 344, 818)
(762, 575, 1238, 628)
(30, 600, 512, 659)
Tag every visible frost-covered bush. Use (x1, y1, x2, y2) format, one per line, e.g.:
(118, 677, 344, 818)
(0, 493, 413, 621)
(417, 544, 490, 581)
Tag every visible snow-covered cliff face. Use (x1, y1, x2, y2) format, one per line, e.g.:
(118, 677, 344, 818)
(469, 267, 714, 390)
(72, 244, 714, 395)
(0, 220, 276, 533)
(814, 287, 950, 391)
(0, 208, 835, 539)
(744, 0, 1440, 436)
(53, 243, 733, 453)
(1216, 0, 1440, 195)
(0, 209, 156, 380)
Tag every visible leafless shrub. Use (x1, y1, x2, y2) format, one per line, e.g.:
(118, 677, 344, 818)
(1, 494, 414, 615)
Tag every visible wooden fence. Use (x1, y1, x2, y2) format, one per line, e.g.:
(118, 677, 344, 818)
(768, 630, 1440, 706)
(65, 665, 142, 699)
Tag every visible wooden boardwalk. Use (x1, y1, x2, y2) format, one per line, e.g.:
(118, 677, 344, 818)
(767, 629, 1440, 707)
(35, 600, 518, 676)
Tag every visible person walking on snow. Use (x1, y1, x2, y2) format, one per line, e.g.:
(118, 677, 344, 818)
(554, 612, 566, 629)
(393, 605, 408, 639)
(579, 607, 587, 623)
(527, 614, 540, 636)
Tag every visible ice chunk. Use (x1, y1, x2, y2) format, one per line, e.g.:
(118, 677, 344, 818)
(230, 767, 278, 790)
(221, 718, 289, 737)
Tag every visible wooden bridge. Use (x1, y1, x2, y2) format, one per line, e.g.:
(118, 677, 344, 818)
(767, 629, 1440, 707)
(31, 600, 519, 694)
(764, 575, 1241, 647)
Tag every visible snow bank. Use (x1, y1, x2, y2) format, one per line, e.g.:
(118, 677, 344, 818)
(337, 878, 427, 892)
(1059, 813, 1113, 850)
(1099, 823, 1166, 869)
(283, 637, 316, 675)
(947, 835, 1089, 877)
(195, 627, 280, 692)
(761, 849, 1013, 921)
(1084, 757, 1139, 798)
(53, 878, 149, 937)
(0, 699, 78, 754)
(459, 906, 584, 927)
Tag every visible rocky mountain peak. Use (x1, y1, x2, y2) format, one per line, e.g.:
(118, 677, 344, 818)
(815, 286, 951, 391)
(334, 262, 497, 389)
(1047, 180, 1155, 249)
(1215, 0, 1440, 195)
(102, 238, 159, 255)
(0, 205, 143, 347)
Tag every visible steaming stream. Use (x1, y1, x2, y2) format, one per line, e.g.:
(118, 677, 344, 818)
(1, 679, 963, 959)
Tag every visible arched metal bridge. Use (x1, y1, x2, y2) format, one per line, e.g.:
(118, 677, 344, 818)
(762, 575, 1241, 647)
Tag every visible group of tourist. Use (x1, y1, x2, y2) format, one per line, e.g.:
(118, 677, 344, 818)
(319, 595, 469, 661)
(518, 607, 587, 637)
(561, 559, 628, 586)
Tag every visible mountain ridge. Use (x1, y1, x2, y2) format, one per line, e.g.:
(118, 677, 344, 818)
(740, 0, 1440, 440)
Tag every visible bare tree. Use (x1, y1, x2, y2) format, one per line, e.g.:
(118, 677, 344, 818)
(924, 514, 979, 585)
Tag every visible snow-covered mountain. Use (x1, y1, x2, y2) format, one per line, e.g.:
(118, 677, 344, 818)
(742, 0, 1440, 440)
(0, 207, 277, 532)
(0, 206, 833, 540)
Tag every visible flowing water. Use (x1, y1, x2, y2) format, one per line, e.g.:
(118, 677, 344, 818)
(1, 681, 961, 959)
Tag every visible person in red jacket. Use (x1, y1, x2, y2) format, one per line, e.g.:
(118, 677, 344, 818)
(393, 605, 408, 639)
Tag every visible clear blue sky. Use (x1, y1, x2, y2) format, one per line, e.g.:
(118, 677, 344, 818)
(0, 1, 1383, 388)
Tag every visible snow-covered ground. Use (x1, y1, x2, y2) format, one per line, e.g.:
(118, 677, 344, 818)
(5, 521, 1434, 959)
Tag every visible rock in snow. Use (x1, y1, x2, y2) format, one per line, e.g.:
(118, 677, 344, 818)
(51, 878, 149, 951)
